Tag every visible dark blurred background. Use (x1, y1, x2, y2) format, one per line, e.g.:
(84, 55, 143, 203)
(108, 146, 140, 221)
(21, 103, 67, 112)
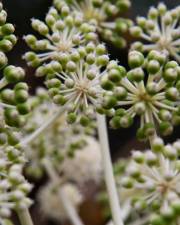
(1, 0, 179, 225)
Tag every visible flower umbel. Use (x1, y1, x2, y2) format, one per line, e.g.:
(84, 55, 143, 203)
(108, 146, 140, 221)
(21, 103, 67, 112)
(53, 0, 132, 47)
(130, 3, 180, 63)
(35, 42, 115, 124)
(24, 5, 97, 71)
(118, 137, 180, 225)
(109, 50, 180, 140)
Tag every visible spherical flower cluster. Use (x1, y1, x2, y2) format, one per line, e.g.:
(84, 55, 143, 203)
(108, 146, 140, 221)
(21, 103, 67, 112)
(130, 3, 180, 63)
(38, 182, 83, 221)
(118, 137, 180, 225)
(53, 0, 132, 47)
(27, 41, 117, 125)
(108, 50, 180, 140)
(24, 5, 97, 71)
(60, 136, 102, 185)
(0, 3, 30, 147)
(0, 160, 32, 221)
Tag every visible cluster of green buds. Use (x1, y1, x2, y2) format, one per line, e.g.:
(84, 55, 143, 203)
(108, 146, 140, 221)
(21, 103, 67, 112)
(53, 0, 132, 47)
(130, 3, 180, 63)
(0, 3, 30, 148)
(24, 5, 97, 71)
(25, 39, 118, 125)
(22, 88, 96, 179)
(0, 3, 17, 53)
(0, 157, 32, 223)
(108, 50, 180, 140)
(119, 137, 180, 225)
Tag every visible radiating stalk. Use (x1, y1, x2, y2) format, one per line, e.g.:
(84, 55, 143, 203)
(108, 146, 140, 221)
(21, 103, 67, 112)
(96, 113, 124, 225)
(42, 159, 84, 225)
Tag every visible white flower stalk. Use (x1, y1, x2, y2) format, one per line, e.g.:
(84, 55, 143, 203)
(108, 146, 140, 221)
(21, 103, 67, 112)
(38, 182, 83, 222)
(118, 137, 180, 225)
(109, 50, 180, 140)
(60, 136, 102, 185)
(53, 0, 132, 47)
(24, 5, 97, 72)
(130, 3, 180, 63)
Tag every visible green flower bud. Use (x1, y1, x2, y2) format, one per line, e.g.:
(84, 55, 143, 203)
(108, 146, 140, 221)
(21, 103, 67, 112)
(1, 89, 15, 104)
(7, 132, 19, 145)
(114, 86, 127, 100)
(163, 68, 178, 83)
(120, 115, 133, 128)
(5, 34, 17, 45)
(96, 44, 106, 55)
(4, 66, 25, 83)
(165, 87, 179, 101)
(128, 67, 144, 82)
(53, 94, 67, 105)
(97, 55, 109, 66)
(17, 103, 30, 115)
(159, 121, 173, 136)
(15, 82, 29, 91)
(65, 61, 76, 72)
(121, 177, 134, 188)
(108, 68, 122, 83)
(101, 79, 114, 90)
(102, 96, 117, 109)
(159, 109, 172, 121)
(150, 214, 166, 225)
(0, 51, 7, 68)
(136, 127, 147, 141)
(147, 60, 160, 74)
(115, 19, 128, 33)
(80, 116, 90, 127)
(67, 113, 77, 124)
(15, 89, 28, 103)
(1, 23, 15, 35)
(110, 116, 121, 129)
(130, 26, 142, 38)
(134, 102, 146, 115)
(0, 39, 13, 52)
(0, 133, 7, 145)
(48, 87, 59, 97)
(46, 78, 61, 89)
(128, 51, 144, 68)
(144, 123, 155, 137)
(24, 35, 37, 46)
(152, 137, 164, 152)
(0, 10, 7, 25)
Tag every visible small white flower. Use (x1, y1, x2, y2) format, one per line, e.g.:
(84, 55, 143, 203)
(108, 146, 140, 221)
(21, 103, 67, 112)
(60, 137, 102, 184)
(38, 182, 83, 221)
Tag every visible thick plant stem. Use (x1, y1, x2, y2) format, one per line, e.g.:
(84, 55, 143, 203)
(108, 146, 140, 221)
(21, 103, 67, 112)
(16, 207, 34, 225)
(42, 159, 84, 225)
(96, 113, 124, 225)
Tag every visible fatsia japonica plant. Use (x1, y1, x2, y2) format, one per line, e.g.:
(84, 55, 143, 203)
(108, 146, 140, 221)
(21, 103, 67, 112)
(1, 0, 180, 225)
